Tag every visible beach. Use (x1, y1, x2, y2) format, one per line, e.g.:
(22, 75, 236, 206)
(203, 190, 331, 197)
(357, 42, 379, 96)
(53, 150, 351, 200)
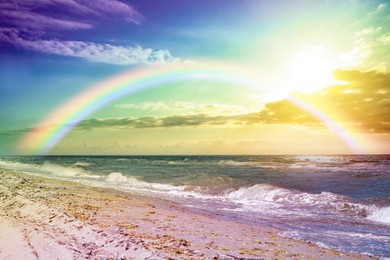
(0, 168, 375, 259)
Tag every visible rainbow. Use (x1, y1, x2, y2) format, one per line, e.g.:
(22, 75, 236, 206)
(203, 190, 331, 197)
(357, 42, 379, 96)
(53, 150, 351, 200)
(15, 60, 265, 154)
(288, 96, 364, 154)
(15, 60, 365, 155)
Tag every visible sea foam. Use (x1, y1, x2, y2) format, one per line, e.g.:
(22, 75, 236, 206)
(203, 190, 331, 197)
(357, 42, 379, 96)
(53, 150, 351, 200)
(72, 162, 93, 167)
(227, 183, 370, 216)
(218, 160, 276, 168)
(104, 172, 185, 192)
(367, 206, 390, 224)
(41, 162, 87, 177)
(106, 172, 129, 182)
(0, 159, 99, 179)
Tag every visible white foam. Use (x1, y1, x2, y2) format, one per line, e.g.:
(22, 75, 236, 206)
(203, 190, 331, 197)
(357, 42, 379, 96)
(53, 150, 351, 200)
(41, 162, 86, 177)
(367, 206, 390, 224)
(168, 161, 183, 165)
(229, 184, 333, 205)
(226, 184, 371, 217)
(228, 184, 290, 202)
(106, 172, 128, 182)
(104, 172, 185, 193)
(295, 156, 345, 163)
(0, 159, 100, 179)
(218, 160, 276, 168)
(0, 159, 34, 172)
(72, 162, 93, 167)
(97, 172, 223, 201)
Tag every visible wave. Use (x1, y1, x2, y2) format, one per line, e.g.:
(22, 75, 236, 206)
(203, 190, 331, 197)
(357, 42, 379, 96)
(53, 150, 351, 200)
(104, 172, 186, 192)
(227, 184, 371, 217)
(0, 159, 29, 171)
(0, 159, 100, 179)
(294, 155, 348, 163)
(41, 162, 90, 177)
(218, 160, 277, 168)
(228, 184, 289, 201)
(105, 172, 129, 182)
(217, 159, 346, 171)
(367, 206, 390, 225)
(174, 172, 238, 191)
(3, 158, 388, 226)
(72, 161, 93, 167)
(167, 161, 185, 165)
(100, 172, 223, 201)
(116, 158, 129, 161)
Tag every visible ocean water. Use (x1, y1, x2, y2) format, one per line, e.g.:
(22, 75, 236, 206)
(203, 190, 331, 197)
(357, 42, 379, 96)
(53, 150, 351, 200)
(0, 155, 389, 258)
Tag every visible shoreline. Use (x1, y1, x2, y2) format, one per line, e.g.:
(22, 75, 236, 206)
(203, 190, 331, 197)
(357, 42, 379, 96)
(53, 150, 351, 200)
(0, 168, 376, 259)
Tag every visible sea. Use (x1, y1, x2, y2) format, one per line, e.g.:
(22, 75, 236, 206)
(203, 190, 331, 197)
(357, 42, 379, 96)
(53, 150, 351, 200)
(0, 155, 389, 258)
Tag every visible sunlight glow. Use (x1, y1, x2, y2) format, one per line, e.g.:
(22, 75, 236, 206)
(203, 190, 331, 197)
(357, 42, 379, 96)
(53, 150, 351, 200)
(283, 48, 337, 93)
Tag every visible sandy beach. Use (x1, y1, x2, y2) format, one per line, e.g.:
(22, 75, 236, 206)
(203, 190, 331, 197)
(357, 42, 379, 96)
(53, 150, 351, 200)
(0, 168, 376, 259)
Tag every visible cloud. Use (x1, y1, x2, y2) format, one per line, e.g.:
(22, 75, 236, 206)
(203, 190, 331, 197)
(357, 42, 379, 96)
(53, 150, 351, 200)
(74, 110, 261, 130)
(256, 69, 390, 133)
(342, 2, 390, 71)
(116, 101, 252, 116)
(0, 29, 177, 64)
(256, 98, 318, 125)
(76, 114, 251, 130)
(0, 129, 24, 136)
(0, 0, 178, 64)
(0, 0, 143, 32)
(0, 8, 92, 31)
(78, 69, 390, 133)
(7, 69, 386, 134)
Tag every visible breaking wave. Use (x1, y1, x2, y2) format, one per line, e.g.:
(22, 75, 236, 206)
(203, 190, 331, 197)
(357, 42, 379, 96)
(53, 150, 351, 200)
(218, 160, 277, 168)
(104, 172, 186, 193)
(227, 184, 371, 217)
(367, 206, 390, 225)
(102, 172, 223, 200)
(0, 159, 99, 179)
(72, 161, 93, 167)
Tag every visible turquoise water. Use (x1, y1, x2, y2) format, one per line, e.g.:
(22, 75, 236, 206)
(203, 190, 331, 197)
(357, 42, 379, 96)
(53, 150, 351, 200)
(1, 155, 389, 257)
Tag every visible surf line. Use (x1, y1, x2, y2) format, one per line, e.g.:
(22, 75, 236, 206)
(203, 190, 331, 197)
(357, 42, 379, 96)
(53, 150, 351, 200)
(15, 60, 265, 154)
(15, 60, 364, 155)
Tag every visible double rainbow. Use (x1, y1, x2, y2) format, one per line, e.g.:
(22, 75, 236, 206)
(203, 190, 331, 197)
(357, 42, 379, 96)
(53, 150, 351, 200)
(15, 60, 364, 155)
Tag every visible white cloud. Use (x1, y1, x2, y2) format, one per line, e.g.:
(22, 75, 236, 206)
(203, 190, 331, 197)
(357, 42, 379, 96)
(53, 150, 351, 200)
(0, 8, 93, 31)
(340, 41, 372, 67)
(340, 3, 390, 72)
(0, 29, 178, 65)
(0, 0, 143, 31)
(0, 0, 177, 65)
(378, 33, 390, 43)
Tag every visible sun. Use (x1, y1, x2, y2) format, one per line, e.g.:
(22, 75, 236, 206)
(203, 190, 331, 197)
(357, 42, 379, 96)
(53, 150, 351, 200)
(283, 47, 337, 93)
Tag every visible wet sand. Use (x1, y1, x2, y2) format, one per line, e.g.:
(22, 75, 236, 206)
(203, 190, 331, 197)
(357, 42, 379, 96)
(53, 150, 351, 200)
(0, 168, 376, 259)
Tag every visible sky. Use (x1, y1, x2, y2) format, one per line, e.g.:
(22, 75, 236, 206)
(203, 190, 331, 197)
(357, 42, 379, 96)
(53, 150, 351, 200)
(0, 0, 390, 155)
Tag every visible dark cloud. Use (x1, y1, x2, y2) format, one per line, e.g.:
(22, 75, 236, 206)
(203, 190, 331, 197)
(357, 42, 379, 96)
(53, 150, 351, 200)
(76, 114, 247, 130)
(256, 98, 318, 125)
(330, 69, 390, 132)
(256, 69, 390, 132)
(0, 130, 21, 137)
